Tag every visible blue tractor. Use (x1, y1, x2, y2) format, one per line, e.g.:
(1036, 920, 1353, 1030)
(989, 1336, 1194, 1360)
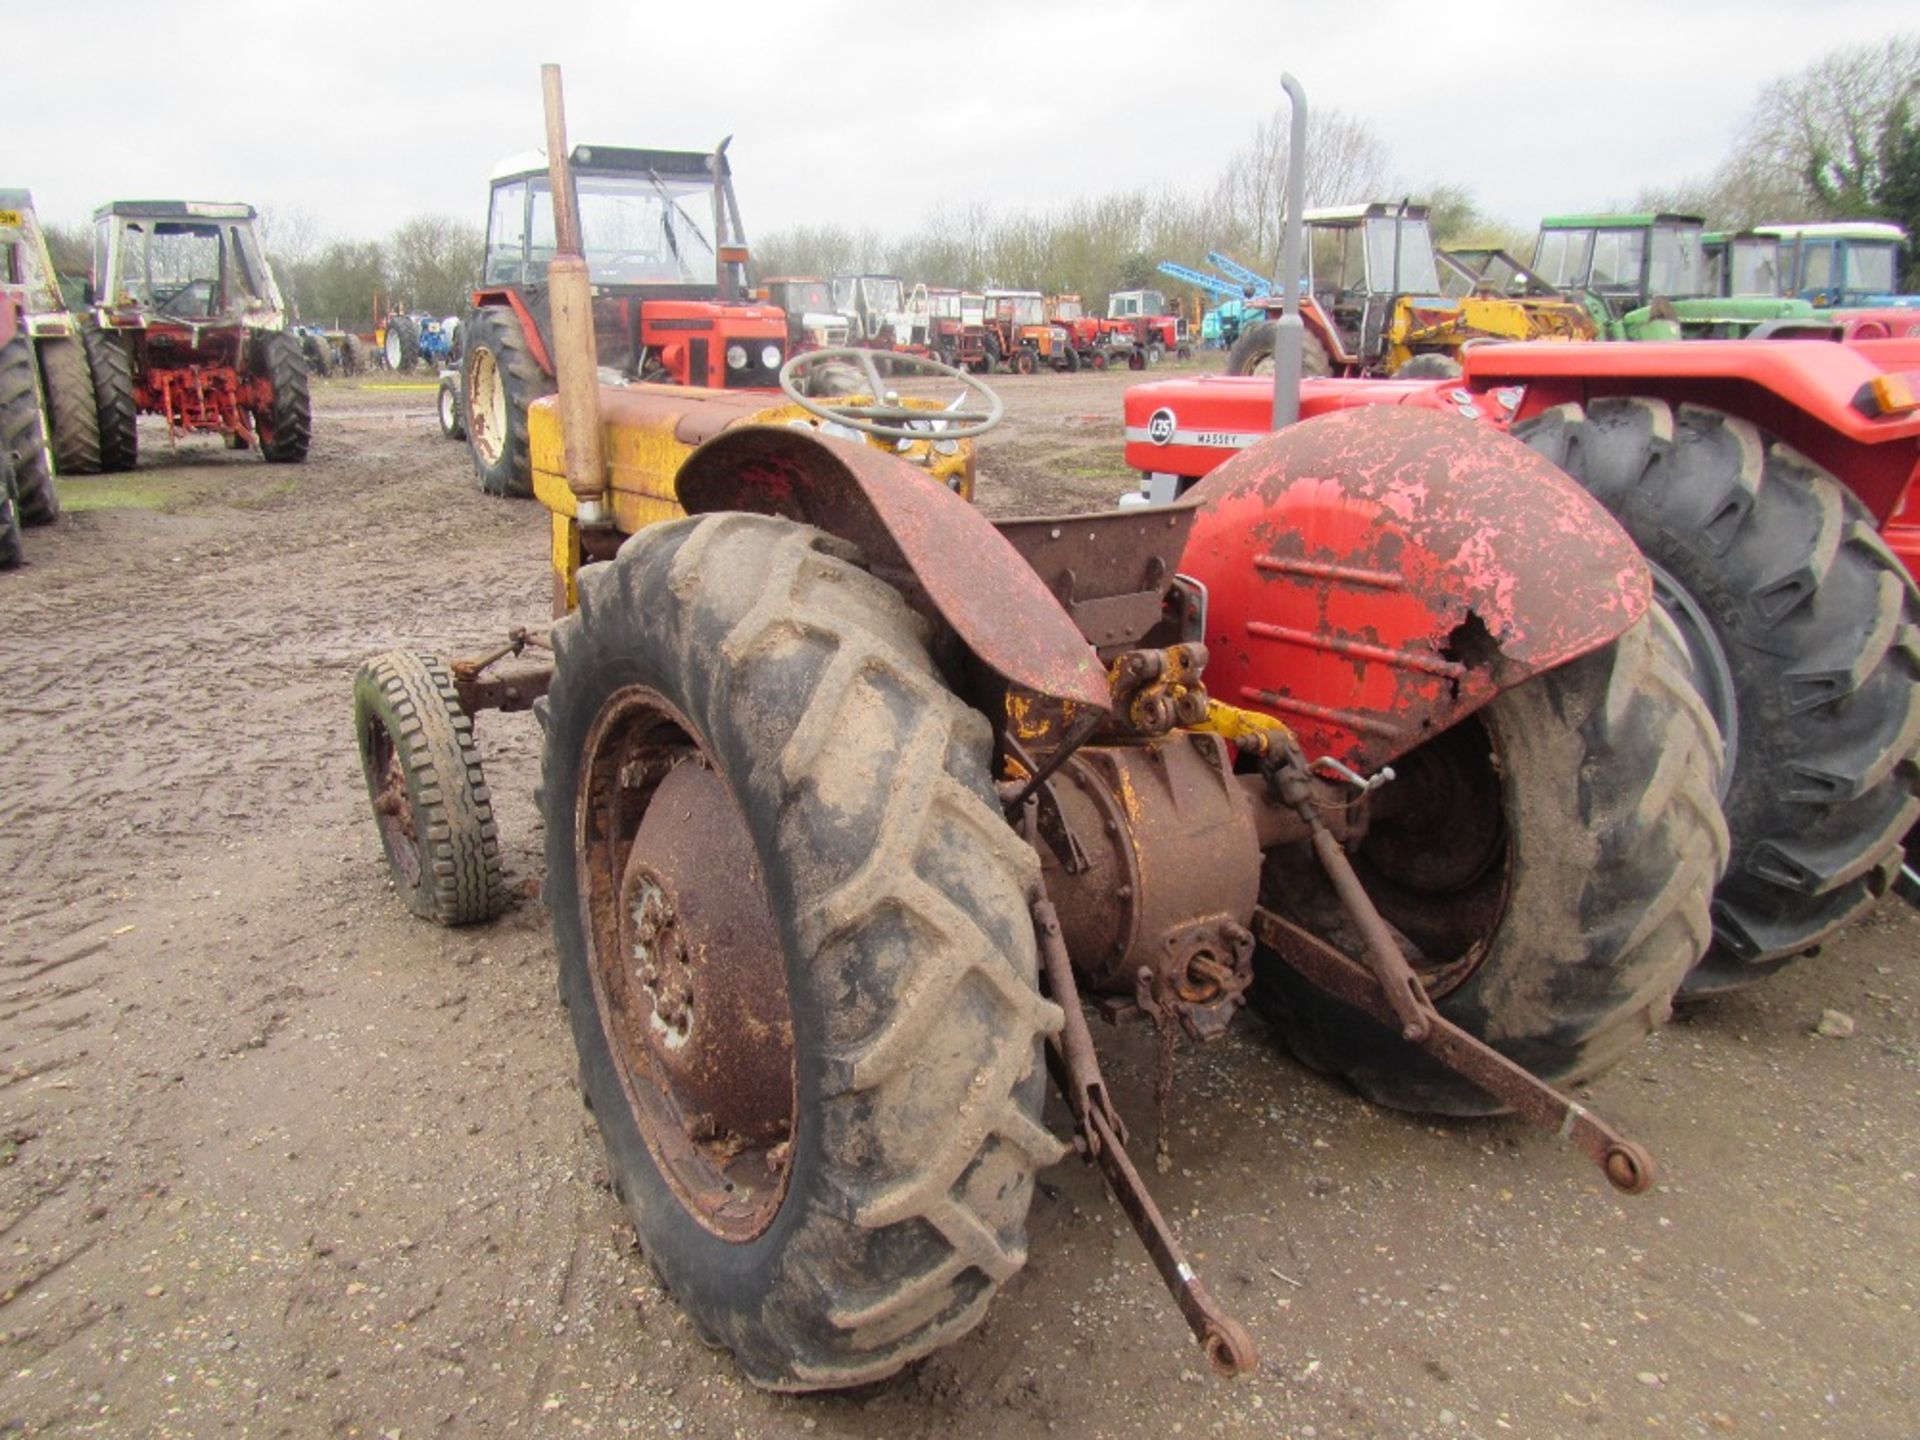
(382, 312, 463, 372)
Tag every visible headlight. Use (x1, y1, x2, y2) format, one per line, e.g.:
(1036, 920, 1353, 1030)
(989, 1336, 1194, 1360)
(760, 343, 782, 369)
(726, 344, 748, 370)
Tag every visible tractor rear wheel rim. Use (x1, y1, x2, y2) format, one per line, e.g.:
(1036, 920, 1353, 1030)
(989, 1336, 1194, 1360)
(470, 348, 505, 467)
(384, 328, 402, 368)
(577, 687, 797, 1242)
(1644, 556, 1738, 797)
(1348, 714, 1513, 998)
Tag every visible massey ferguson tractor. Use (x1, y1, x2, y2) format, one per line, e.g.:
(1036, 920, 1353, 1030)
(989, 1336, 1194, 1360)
(1127, 277, 1920, 997)
(84, 200, 310, 467)
(353, 69, 1738, 1392)
(462, 119, 787, 498)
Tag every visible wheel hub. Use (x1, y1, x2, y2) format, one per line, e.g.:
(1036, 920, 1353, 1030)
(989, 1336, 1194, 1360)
(470, 348, 505, 466)
(367, 723, 422, 886)
(579, 690, 797, 1241)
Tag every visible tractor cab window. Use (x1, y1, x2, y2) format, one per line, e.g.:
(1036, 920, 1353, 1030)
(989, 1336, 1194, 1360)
(1588, 229, 1646, 293)
(1052, 297, 1083, 320)
(831, 277, 855, 312)
(1009, 294, 1044, 326)
(486, 180, 529, 284)
(1138, 290, 1166, 316)
(1647, 225, 1706, 298)
(1844, 242, 1898, 295)
(527, 173, 717, 286)
(959, 294, 985, 326)
(1532, 229, 1589, 288)
(1727, 238, 1781, 297)
(114, 220, 246, 318)
(1798, 241, 1834, 293)
(864, 278, 903, 314)
(781, 280, 832, 313)
(1363, 216, 1440, 295)
(1310, 225, 1366, 299)
(1110, 293, 1141, 317)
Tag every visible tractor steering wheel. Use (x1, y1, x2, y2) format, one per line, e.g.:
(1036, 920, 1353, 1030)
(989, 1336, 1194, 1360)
(779, 348, 1004, 442)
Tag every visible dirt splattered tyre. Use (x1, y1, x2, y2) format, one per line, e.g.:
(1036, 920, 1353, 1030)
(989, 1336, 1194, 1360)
(463, 306, 552, 498)
(1395, 352, 1463, 379)
(37, 336, 101, 477)
(340, 333, 367, 376)
(254, 332, 311, 463)
(1252, 611, 1728, 1115)
(1516, 398, 1920, 993)
(80, 327, 138, 473)
(437, 374, 466, 440)
(0, 332, 56, 525)
(542, 513, 1063, 1390)
(1225, 319, 1331, 378)
(354, 651, 504, 926)
(0, 449, 21, 569)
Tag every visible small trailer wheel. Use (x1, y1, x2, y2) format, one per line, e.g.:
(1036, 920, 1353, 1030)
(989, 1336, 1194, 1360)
(354, 651, 504, 925)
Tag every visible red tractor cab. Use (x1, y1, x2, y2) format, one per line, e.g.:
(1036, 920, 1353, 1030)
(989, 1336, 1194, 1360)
(1107, 288, 1189, 365)
(1047, 293, 1123, 369)
(463, 142, 786, 496)
(925, 287, 989, 371)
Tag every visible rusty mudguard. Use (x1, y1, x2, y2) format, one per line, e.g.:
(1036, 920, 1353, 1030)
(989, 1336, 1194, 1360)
(1179, 406, 1652, 773)
(675, 426, 1112, 709)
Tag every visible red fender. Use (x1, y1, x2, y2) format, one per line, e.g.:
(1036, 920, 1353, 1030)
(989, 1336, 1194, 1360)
(1180, 405, 1650, 771)
(676, 426, 1111, 709)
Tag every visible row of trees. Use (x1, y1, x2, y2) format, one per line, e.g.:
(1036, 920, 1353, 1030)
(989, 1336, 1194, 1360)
(262, 213, 482, 326)
(757, 36, 1918, 309)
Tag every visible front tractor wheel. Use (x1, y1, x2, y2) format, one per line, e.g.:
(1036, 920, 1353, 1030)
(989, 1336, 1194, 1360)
(1254, 611, 1728, 1114)
(543, 513, 1062, 1390)
(463, 307, 552, 498)
(1517, 399, 1920, 993)
(384, 314, 421, 372)
(437, 374, 466, 440)
(353, 651, 504, 925)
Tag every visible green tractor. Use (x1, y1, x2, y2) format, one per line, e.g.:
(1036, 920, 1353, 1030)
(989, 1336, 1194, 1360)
(1528, 212, 1816, 339)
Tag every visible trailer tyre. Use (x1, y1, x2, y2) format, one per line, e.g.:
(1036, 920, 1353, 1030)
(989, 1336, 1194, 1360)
(81, 327, 139, 472)
(0, 333, 57, 525)
(1226, 319, 1331, 378)
(254, 332, 311, 463)
(38, 336, 102, 477)
(463, 306, 551, 498)
(1252, 610, 1727, 1114)
(543, 513, 1063, 1390)
(354, 651, 504, 926)
(1516, 398, 1920, 992)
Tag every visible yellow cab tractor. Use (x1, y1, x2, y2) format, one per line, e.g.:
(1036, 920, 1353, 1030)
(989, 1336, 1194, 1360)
(1226, 201, 1596, 377)
(350, 65, 1725, 1396)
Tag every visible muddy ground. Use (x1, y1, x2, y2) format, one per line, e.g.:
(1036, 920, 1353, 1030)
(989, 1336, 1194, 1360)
(2, 364, 1916, 1439)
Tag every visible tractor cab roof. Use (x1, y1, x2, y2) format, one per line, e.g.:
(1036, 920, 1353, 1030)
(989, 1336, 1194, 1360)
(489, 145, 729, 185)
(1754, 220, 1908, 244)
(0, 188, 36, 211)
(92, 200, 259, 222)
(1303, 202, 1431, 227)
(1540, 212, 1702, 230)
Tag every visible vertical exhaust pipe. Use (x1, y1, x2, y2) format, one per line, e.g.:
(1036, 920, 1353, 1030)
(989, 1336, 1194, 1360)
(1271, 73, 1307, 431)
(540, 63, 608, 523)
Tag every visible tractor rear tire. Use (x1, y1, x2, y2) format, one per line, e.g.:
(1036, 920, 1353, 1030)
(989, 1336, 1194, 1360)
(354, 651, 504, 926)
(0, 449, 21, 570)
(437, 374, 466, 440)
(1226, 320, 1331, 379)
(254, 332, 311, 463)
(341, 333, 368, 376)
(0, 332, 57, 526)
(1252, 610, 1727, 1115)
(463, 306, 552, 498)
(542, 513, 1063, 1390)
(38, 336, 102, 477)
(1516, 398, 1920, 993)
(1396, 352, 1463, 379)
(384, 314, 421, 372)
(303, 332, 334, 377)
(81, 327, 138, 473)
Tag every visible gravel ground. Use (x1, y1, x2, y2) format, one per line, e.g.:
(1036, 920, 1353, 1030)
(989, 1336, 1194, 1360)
(1, 365, 1915, 1439)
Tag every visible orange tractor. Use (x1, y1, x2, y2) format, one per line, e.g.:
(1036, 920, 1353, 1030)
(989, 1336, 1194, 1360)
(355, 66, 1729, 1392)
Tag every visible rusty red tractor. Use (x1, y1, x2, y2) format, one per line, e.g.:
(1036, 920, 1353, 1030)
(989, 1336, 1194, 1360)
(352, 65, 1737, 1395)
(84, 201, 310, 467)
(462, 138, 786, 498)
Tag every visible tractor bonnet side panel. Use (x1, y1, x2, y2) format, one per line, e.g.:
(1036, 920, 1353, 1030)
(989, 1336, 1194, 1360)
(1180, 406, 1650, 772)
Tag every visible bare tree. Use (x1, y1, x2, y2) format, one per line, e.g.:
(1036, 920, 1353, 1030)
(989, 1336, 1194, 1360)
(1745, 36, 1920, 213)
(387, 215, 484, 318)
(1211, 106, 1391, 272)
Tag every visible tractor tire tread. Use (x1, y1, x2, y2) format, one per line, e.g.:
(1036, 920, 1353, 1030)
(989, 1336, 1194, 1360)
(547, 514, 1063, 1390)
(38, 336, 102, 477)
(0, 335, 57, 525)
(256, 332, 311, 463)
(353, 651, 504, 925)
(80, 327, 138, 473)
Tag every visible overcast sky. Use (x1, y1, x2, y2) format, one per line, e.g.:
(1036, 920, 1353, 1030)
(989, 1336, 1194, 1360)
(10, 1, 1904, 247)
